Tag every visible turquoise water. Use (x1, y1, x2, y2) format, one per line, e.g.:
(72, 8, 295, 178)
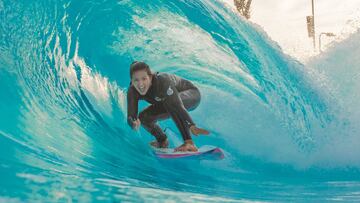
(1, 0, 360, 202)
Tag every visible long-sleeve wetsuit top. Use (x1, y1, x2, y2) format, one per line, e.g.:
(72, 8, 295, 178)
(127, 72, 196, 129)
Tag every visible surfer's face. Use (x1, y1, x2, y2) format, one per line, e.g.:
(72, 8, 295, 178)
(132, 70, 152, 95)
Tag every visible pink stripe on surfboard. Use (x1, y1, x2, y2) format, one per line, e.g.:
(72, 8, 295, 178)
(156, 152, 203, 158)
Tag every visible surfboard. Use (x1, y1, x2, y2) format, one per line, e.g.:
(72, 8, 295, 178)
(152, 145, 224, 160)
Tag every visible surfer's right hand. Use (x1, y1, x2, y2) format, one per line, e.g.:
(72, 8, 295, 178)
(132, 118, 141, 130)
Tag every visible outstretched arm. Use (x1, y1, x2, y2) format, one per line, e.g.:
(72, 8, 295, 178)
(162, 85, 195, 128)
(161, 80, 209, 136)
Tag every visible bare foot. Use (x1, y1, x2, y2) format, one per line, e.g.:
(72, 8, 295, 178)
(174, 140, 198, 152)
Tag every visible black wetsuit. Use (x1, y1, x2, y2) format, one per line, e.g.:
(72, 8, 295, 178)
(127, 72, 200, 143)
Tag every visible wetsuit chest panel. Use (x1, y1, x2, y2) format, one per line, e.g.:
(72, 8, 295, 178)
(142, 75, 165, 104)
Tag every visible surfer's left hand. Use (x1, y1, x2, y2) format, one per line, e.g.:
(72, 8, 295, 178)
(190, 125, 209, 136)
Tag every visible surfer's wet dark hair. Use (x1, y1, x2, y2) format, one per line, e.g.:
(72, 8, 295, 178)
(130, 61, 152, 78)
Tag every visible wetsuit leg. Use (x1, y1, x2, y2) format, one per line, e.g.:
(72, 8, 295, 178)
(179, 88, 201, 111)
(138, 104, 169, 143)
(170, 88, 201, 141)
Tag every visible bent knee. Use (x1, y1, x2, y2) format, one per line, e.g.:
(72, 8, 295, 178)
(181, 88, 201, 111)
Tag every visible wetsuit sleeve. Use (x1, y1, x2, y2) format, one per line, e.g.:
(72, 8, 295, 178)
(127, 86, 139, 129)
(161, 78, 195, 127)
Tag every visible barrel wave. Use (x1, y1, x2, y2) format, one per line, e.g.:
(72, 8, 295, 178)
(1, 0, 360, 201)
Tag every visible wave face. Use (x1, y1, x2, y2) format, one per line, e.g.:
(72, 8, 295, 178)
(1, 0, 360, 201)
